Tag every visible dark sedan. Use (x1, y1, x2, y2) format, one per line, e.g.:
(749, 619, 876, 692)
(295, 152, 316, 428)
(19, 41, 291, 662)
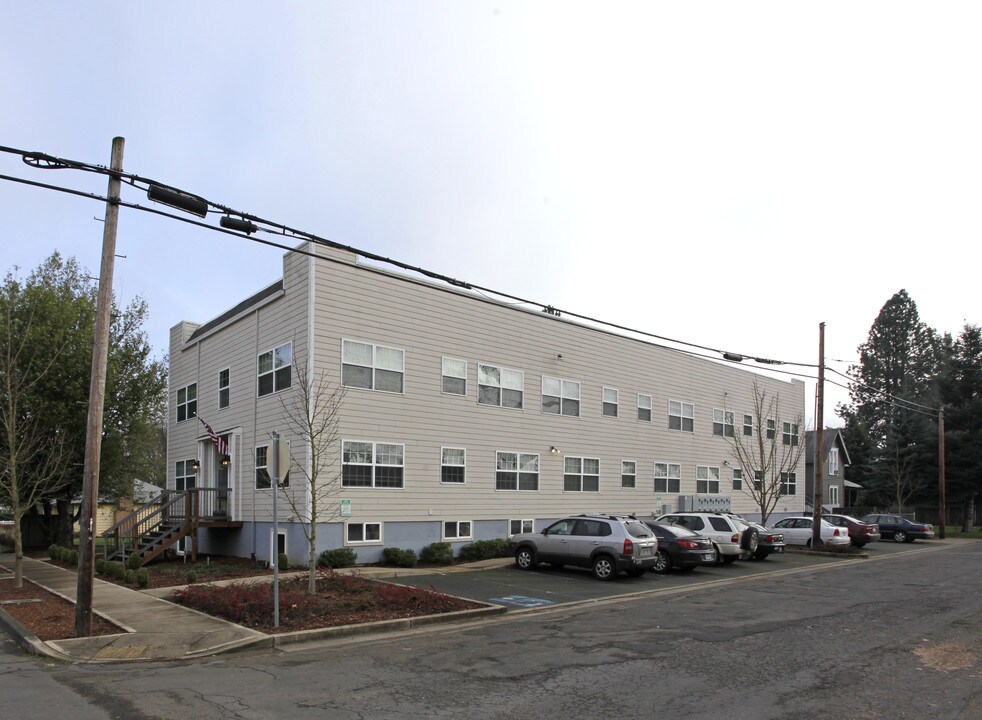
(644, 522, 716, 573)
(823, 513, 881, 547)
(859, 514, 934, 543)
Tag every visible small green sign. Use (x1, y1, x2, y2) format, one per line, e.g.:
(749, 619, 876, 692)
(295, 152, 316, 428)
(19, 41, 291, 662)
(340, 499, 351, 517)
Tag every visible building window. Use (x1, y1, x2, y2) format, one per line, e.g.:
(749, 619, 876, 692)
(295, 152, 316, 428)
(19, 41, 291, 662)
(713, 409, 735, 437)
(637, 394, 652, 422)
(780, 472, 797, 495)
(175, 458, 197, 489)
(602, 387, 618, 417)
(621, 460, 636, 488)
(743, 414, 753, 437)
(766, 419, 776, 440)
(668, 400, 694, 432)
(828, 484, 839, 507)
(255, 445, 270, 489)
(542, 376, 580, 416)
(496, 452, 539, 491)
(258, 342, 292, 397)
(342, 441, 405, 488)
(510, 519, 534, 535)
(732, 468, 743, 491)
(176, 383, 197, 422)
(443, 521, 472, 541)
(696, 466, 721, 494)
(342, 340, 404, 393)
(782, 422, 799, 447)
(654, 462, 681, 493)
(441, 447, 466, 484)
(564, 457, 599, 492)
(754, 470, 764, 491)
(828, 447, 839, 475)
(441, 357, 467, 395)
(478, 364, 524, 409)
(346, 522, 382, 545)
(218, 369, 230, 409)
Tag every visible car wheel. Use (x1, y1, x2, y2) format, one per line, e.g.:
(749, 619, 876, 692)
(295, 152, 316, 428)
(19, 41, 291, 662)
(721, 554, 738, 565)
(650, 549, 671, 574)
(741, 527, 759, 553)
(752, 550, 771, 560)
(893, 531, 907, 543)
(515, 547, 536, 571)
(592, 554, 616, 581)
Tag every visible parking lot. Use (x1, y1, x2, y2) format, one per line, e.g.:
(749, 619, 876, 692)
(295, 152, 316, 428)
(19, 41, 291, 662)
(395, 539, 940, 610)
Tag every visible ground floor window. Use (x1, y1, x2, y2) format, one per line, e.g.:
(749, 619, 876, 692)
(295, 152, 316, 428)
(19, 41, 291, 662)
(510, 519, 534, 535)
(342, 441, 405, 488)
(346, 522, 382, 545)
(441, 447, 466, 484)
(654, 462, 681, 493)
(443, 520, 472, 541)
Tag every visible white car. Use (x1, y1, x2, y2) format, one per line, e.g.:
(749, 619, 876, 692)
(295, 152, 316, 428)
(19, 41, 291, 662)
(655, 512, 744, 564)
(771, 516, 851, 547)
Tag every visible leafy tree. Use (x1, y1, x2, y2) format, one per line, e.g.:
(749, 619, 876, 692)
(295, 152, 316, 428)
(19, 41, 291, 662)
(726, 381, 806, 524)
(839, 290, 939, 511)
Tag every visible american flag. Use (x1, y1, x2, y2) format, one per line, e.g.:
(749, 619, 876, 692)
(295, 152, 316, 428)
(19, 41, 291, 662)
(199, 416, 229, 456)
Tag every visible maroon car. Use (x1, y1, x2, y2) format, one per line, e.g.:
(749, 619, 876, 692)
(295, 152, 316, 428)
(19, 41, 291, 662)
(823, 514, 881, 547)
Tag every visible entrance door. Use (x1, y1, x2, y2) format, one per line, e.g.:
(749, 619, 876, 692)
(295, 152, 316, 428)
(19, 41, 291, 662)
(175, 469, 196, 555)
(216, 435, 230, 518)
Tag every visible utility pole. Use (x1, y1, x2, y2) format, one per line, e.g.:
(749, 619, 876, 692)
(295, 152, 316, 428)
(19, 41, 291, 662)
(938, 406, 946, 539)
(812, 322, 825, 547)
(74, 137, 124, 637)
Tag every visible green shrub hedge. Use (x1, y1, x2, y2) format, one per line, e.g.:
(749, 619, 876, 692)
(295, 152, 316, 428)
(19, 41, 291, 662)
(420, 542, 454, 565)
(458, 538, 510, 562)
(318, 547, 357, 568)
(381, 547, 418, 568)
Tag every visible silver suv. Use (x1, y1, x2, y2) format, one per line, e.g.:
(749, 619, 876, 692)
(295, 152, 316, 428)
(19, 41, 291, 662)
(655, 512, 745, 564)
(510, 514, 659, 580)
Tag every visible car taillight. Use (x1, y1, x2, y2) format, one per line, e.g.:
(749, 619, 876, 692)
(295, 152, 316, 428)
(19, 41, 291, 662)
(678, 540, 699, 549)
(623, 538, 634, 554)
(833, 528, 841, 536)
(730, 533, 739, 543)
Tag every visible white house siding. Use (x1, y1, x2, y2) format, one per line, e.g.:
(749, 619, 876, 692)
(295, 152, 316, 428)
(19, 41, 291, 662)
(169, 242, 806, 563)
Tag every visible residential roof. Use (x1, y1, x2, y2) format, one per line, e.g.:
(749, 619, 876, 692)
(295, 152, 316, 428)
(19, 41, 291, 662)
(186, 280, 284, 344)
(805, 428, 852, 466)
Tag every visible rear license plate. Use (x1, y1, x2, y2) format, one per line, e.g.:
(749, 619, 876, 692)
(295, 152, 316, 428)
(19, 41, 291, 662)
(702, 553, 715, 561)
(640, 546, 653, 557)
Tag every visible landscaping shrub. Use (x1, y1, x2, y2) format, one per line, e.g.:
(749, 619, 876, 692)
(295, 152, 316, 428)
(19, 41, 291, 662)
(125, 569, 136, 584)
(381, 547, 418, 568)
(95, 558, 106, 575)
(318, 547, 357, 568)
(278, 553, 289, 571)
(420, 542, 454, 565)
(109, 561, 126, 580)
(69, 550, 79, 566)
(186, 569, 198, 584)
(127, 553, 143, 571)
(136, 568, 149, 588)
(458, 538, 510, 562)
(48, 544, 60, 560)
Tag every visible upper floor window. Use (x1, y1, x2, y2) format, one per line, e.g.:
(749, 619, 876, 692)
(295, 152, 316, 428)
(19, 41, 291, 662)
(828, 447, 840, 475)
(654, 462, 681, 493)
(713, 409, 735, 437)
(696, 466, 720, 494)
(637, 394, 652, 422)
(766, 419, 776, 440)
(258, 342, 292, 397)
(732, 468, 743, 491)
(542, 376, 580, 416)
(441, 447, 466, 484)
(496, 451, 538, 491)
(564, 456, 599, 492)
(342, 441, 404, 488)
(218, 369, 230, 409)
(176, 383, 197, 422)
(782, 422, 799, 447)
(668, 400, 694, 432)
(342, 340, 404, 393)
(441, 357, 467, 395)
(743, 414, 753, 436)
(478, 364, 524, 409)
(621, 460, 636, 488)
(780, 471, 797, 495)
(602, 387, 618, 417)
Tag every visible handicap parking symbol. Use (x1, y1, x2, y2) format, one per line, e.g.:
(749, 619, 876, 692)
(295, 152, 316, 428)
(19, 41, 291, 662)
(490, 595, 554, 608)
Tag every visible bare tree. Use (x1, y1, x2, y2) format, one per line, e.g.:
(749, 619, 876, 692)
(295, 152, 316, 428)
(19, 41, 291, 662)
(726, 381, 807, 525)
(278, 357, 346, 593)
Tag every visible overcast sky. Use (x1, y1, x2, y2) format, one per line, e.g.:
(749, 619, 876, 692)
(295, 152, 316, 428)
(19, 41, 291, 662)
(2, 2, 979, 428)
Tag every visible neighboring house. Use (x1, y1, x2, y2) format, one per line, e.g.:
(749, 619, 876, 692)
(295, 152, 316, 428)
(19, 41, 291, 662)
(805, 428, 856, 511)
(166, 242, 807, 564)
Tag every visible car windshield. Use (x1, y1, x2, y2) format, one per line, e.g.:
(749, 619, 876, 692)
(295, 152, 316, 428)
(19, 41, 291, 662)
(625, 521, 655, 538)
(659, 524, 699, 538)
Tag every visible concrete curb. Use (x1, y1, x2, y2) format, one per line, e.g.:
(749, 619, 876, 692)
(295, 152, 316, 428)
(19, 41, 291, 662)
(0, 604, 75, 662)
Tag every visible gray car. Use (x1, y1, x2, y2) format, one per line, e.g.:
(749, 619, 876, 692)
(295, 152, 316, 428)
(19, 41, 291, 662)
(510, 514, 659, 580)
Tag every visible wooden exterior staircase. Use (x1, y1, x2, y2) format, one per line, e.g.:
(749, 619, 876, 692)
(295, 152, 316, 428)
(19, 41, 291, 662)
(101, 488, 242, 565)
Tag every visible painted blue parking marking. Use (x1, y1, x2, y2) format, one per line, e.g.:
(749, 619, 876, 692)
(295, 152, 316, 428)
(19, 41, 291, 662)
(490, 595, 555, 608)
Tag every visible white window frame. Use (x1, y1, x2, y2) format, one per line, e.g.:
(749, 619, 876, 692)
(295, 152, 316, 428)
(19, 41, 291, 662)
(218, 368, 230, 410)
(345, 522, 383, 545)
(542, 375, 581, 417)
(563, 456, 600, 492)
(510, 518, 534, 535)
(654, 462, 681, 493)
(828, 484, 839, 507)
(255, 444, 270, 489)
(637, 393, 652, 422)
(341, 339, 405, 394)
(621, 460, 637, 488)
(440, 447, 466, 484)
(743, 413, 753, 437)
(732, 468, 743, 491)
(828, 447, 840, 475)
(442, 520, 473, 541)
(495, 451, 539, 491)
(713, 408, 735, 437)
(441, 357, 467, 396)
(782, 422, 799, 447)
(766, 419, 776, 440)
(341, 440, 405, 489)
(176, 383, 197, 422)
(257, 341, 292, 397)
(780, 471, 797, 496)
(668, 400, 694, 432)
(602, 387, 619, 417)
(477, 363, 524, 409)
(696, 466, 721, 494)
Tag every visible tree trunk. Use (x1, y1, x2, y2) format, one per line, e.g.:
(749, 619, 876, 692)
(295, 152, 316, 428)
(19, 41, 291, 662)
(55, 498, 74, 546)
(307, 518, 317, 594)
(12, 510, 24, 588)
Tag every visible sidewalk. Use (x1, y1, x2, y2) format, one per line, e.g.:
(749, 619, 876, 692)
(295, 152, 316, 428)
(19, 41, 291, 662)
(0, 553, 507, 664)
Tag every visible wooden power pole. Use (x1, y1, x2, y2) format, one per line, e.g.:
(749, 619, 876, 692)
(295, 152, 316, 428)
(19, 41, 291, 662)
(75, 136, 125, 637)
(939, 406, 946, 539)
(812, 322, 825, 546)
